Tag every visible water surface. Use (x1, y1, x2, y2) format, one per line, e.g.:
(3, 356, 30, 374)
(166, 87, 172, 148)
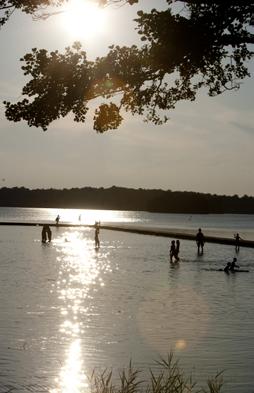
(0, 208, 253, 392)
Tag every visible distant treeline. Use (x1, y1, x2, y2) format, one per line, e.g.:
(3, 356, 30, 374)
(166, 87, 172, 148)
(0, 186, 254, 214)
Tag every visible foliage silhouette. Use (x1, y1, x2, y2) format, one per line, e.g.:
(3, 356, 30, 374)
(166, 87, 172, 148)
(0, 1, 64, 27)
(89, 353, 224, 393)
(2, 1, 254, 131)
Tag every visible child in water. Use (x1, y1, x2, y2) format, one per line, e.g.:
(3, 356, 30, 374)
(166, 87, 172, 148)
(230, 257, 239, 272)
(224, 258, 239, 273)
(224, 262, 231, 273)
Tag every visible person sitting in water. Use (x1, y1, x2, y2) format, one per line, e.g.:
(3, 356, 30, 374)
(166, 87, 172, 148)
(229, 257, 239, 272)
(224, 262, 231, 273)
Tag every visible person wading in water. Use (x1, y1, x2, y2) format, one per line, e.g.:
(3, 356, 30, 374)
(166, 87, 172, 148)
(196, 228, 205, 254)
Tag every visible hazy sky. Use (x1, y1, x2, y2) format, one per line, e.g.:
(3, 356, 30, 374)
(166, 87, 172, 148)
(0, 0, 254, 195)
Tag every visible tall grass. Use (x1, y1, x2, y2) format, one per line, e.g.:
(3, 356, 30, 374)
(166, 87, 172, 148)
(89, 353, 224, 393)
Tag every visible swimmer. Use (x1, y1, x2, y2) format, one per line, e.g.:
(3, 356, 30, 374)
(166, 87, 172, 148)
(224, 262, 231, 273)
(229, 257, 239, 272)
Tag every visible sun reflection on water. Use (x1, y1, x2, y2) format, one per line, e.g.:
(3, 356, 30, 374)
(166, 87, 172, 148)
(51, 229, 109, 392)
(52, 339, 88, 393)
(42, 207, 140, 225)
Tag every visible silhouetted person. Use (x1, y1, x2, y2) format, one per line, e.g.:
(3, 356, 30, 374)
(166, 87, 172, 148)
(78, 214, 82, 222)
(55, 215, 60, 226)
(229, 257, 239, 272)
(41, 224, 52, 243)
(169, 240, 176, 262)
(234, 233, 241, 252)
(175, 240, 180, 262)
(46, 225, 52, 242)
(42, 225, 47, 243)
(196, 228, 205, 254)
(224, 262, 231, 273)
(95, 221, 100, 248)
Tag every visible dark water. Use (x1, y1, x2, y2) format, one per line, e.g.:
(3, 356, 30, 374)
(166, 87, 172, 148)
(0, 208, 253, 392)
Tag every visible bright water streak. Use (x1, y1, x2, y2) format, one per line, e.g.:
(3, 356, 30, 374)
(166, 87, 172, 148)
(0, 208, 254, 392)
(1, 206, 254, 240)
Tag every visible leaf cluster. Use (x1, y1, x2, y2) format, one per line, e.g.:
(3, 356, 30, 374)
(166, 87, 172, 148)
(0, 0, 64, 26)
(3, 1, 254, 132)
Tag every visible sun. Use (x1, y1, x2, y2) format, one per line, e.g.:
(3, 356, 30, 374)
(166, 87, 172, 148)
(61, 0, 108, 40)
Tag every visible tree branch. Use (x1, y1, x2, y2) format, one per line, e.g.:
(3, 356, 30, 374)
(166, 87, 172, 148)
(222, 33, 254, 46)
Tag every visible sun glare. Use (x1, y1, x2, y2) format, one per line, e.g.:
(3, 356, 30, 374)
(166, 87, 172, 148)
(61, 0, 107, 40)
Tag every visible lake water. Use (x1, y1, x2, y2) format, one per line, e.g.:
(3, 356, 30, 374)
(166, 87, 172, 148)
(0, 207, 254, 393)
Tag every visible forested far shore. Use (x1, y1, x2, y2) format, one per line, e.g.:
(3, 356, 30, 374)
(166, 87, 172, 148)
(0, 186, 254, 214)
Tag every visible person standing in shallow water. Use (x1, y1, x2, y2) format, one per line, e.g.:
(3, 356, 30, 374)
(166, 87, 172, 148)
(94, 221, 100, 249)
(42, 225, 47, 243)
(175, 240, 180, 262)
(55, 215, 60, 226)
(196, 228, 205, 254)
(169, 240, 176, 262)
(169, 240, 180, 263)
(41, 224, 52, 243)
(234, 233, 241, 252)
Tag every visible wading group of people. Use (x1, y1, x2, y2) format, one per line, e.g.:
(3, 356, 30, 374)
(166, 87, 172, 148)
(169, 227, 243, 272)
(41, 218, 101, 249)
(169, 228, 205, 263)
(42, 218, 244, 272)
